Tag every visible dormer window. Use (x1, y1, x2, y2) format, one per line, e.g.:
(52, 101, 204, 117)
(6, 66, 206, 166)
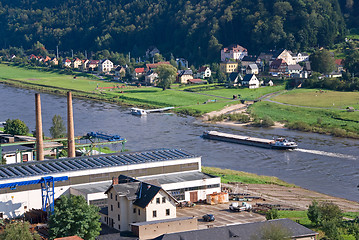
(156, 198, 160, 204)
(162, 197, 166, 203)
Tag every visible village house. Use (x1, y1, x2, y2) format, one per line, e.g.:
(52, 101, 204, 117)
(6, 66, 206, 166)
(293, 52, 309, 63)
(79, 59, 89, 71)
(87, 60, 100, 72)
(335, 59, 344, 72)
(145, 72, 159, 84)
(228, 72, 243, 86)
(221, 44, 248, 61)
(98, 59, 114, 73)
(269, 59, 288, 76)
(196, 66, 211, 79)
(134, 67, 146, 77)
(242, 74, 260, 89)
(72, 58, 82, 69)
(246, 64, 259, 75)
(288, 64, 302, 75)
(273, 49, 296, 65)
(176, 58, 189, 69)
(220, 60, 239, 74)
(146, 46, 160, 58)
(62, 58, 72, 67)
(263, 79, 274, 86)
(241, 55, 258, 67)
(177, 70, 194, 84)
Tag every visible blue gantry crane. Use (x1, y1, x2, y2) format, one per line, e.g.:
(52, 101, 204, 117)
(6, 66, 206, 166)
(86, 132, 124, 141)
(0, 176, 68, 214)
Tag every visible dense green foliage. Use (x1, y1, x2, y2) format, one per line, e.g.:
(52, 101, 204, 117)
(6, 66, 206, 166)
(0, 0, 348, 64)
(49, 195, 101, 240)
(0, 222, 40, 240)
(155, 64, 177, 90)
(4, 119, 29, 136)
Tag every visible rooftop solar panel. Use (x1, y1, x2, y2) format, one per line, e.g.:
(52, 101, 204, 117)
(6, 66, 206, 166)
(0, 149, 197, 180)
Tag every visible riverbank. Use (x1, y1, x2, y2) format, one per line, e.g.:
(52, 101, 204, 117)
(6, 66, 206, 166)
(202, 167, 359, 212)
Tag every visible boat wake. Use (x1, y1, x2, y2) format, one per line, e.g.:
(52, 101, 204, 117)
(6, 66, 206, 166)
(294, 148, 357, 160)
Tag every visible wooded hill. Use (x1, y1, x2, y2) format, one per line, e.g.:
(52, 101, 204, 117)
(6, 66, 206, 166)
(0, 0, 357, 64)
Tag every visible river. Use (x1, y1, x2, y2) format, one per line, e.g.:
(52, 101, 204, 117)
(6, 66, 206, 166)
(0, 84, 358, 202)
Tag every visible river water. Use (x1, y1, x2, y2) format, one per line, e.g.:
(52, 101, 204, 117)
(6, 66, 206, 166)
(0, 84, 358, 202)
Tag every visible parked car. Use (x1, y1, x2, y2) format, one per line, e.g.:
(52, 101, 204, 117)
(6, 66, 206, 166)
(202, 214, 215, 222)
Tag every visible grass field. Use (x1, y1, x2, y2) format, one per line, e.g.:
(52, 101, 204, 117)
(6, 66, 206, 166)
(250, 101, 359, 135)
(272, 89, 359, 109)
(202, 166, 296, 187)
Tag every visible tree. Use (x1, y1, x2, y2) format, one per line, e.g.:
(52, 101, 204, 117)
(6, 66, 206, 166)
(310, 49, 335, 74)
(307, 200, 321, 226)
(49, 195, 101, 240)
(265, 208, 279, 220)
(4, 119, 29, 136)
(49, 115, 66, 139)
(155, 64, 177, 90)
(0, 221, 41, 240)
(322, 220, 343, 240)
(251, 222, 291, 240)
(318, 201, 342, 224)
(343, 50, 359, 77)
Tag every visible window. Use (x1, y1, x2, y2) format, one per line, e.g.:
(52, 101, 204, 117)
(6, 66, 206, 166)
(166, 209, 170, 216)
(153, 210, 157, 218)
(111, 205, 113, 211)
(22, 154, 28, 162)
(156, 198, 160, 204)
(118, 225, 121, 230)
(162, 197, 166, 203)
(115, 195, 117, 201)
(133, 208, 136, 214)
(118, 214, 120, 221)
(110, 193, 113, 199)
(138, 209, 140, 216)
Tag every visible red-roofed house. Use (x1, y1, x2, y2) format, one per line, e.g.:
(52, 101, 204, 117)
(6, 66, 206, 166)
(221, 44, 248, 61)
(63, 59, 72, 67)
(72, 58, 82, 69)
(87, 60, 100, 71)
(135, 68, 146, 77)
(335, 59, 344, 72)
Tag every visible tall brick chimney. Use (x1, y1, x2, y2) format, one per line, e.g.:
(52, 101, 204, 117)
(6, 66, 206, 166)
(112, 177, 119, 185)
(35, 93, 44, 161)
(67, 92, 76, 158)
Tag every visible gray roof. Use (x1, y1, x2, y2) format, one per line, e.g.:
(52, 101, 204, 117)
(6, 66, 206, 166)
(0, 149, 196, 180)
(154, 219, 317, 240)
(140, 172, 218, 185)
(242, 74, 256, 82)
(131, 217, 194, 226)
(71, 181, 111, 195)
(178, 70, 193, 76)
(247, 64, 258, 70)
(288, 64, 302, 71)
(1, 145, 33, 154)
(241, 56, 257, 62)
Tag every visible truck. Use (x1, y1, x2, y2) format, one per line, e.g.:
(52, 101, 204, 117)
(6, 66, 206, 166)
(229, 202, 252, 212)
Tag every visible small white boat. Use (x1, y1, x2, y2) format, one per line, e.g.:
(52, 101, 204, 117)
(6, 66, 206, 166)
(130, 108, 147, 116)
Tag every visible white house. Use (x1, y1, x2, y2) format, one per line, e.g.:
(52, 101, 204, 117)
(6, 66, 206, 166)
(104, 176, 177, 232)
(288, 64, 302, 75)
(98, 59, 114, 73)
(293, 52, 309, 63)
(221, 44, 248, 61)
(242, 74, 260, 89)
(145, 72, 158, 84)
(196, 66, 211, 79)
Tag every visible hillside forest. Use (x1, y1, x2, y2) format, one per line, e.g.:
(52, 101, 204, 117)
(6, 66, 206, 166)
(0, 0, 358, 64)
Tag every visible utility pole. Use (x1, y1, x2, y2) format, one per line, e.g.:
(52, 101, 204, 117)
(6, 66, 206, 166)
(71, 49, 74, 58)
(128, 52, 131, 62)
(56, 45, 59, 59)
(85, 50, 87, 59)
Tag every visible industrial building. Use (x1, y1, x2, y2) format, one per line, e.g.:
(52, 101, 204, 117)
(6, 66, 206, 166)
(0, 148, 221, 219)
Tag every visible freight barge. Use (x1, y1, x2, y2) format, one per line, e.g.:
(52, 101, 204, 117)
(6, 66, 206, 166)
(202, 131, 297, 150)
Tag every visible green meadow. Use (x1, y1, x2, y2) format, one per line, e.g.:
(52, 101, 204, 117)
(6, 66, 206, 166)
(0, 63, 280, 115)
(272, 89, 359, 109)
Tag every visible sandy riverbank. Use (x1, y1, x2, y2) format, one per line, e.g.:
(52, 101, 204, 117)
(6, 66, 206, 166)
(202, 102, 285, 129)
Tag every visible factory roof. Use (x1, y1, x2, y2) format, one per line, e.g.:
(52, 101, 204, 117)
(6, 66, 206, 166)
(140, 171, 218, 185)
(0, 149, 197, 180)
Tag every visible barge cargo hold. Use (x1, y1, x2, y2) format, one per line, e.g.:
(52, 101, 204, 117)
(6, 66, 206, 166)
(202, 131, 298, 150)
